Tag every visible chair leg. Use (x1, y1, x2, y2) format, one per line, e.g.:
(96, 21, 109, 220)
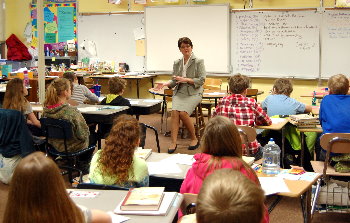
(311, 178, 322, 214)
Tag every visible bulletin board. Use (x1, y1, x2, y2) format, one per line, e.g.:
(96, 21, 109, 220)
(30, 3, 77, 49)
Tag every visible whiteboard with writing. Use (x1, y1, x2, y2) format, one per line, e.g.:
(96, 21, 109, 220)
(231, 11, 321, 78)
(321, 10, 350, 78)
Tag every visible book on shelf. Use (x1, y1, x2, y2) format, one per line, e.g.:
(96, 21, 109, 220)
(115, 191, 179, 216)
(134, 147, 152, 160)
(120, 187, 165, 211)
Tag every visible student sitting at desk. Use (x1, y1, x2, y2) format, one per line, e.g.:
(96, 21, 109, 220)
(180, 116, 269, 223)
(3, 78, 41, 135)
(180, 169, 265, 223)
(43, 78, 93, 153)
(100, 77, 132, 114)
(318, 74, 350, 168)
(261, 78, 315, 168)
(89, 115, 149, 188)
(3, 152, 112, 223)
(63, 72, 99, 105)
(262, 78, 312, 116)
(213, 74, 271, 157)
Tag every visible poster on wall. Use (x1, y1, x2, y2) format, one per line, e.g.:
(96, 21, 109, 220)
(32, 0, 76, 3)
(31, 3, 77, 50)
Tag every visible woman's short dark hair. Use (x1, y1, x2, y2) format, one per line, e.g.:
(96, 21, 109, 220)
(178, 37, 193, 48)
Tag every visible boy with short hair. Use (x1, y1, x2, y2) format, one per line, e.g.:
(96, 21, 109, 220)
(180, 169, 266, 223)
(319, 74, 350, 161)
(262, 78, 312, 116)
(100, 77, 131, 111)
(63, 72, 99, 104)
(213, 74, 271, 155)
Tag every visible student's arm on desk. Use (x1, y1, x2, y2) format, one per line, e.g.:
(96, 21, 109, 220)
(91, 209, 112, 223)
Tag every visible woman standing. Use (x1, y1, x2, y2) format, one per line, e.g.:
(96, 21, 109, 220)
(160, 37, 206, 153)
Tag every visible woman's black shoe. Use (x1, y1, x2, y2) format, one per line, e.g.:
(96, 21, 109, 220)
(168, 144, 178, 154)
(188, 141, 200, 150)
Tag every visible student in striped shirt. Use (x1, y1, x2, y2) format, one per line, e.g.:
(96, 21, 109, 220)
(63, 72, 99, 104)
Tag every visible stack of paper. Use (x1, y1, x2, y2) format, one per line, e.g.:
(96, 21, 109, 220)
(289, 114, 319, 128)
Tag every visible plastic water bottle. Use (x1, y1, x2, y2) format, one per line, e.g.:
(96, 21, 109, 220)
(312, 91, 317, 106)
(262, 138, 281, 175)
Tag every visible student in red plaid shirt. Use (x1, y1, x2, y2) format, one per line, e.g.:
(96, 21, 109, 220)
(213, 74, 272, 156)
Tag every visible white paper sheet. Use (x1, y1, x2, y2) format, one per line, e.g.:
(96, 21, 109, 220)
(258, 177, 290, 196)
(271, 118, 286, 124)
(143, 99, 161, 103)
(147, 162, 182, 175)
(78, 107, 99, 112)
(108, 212, 130, 223)
(159, 154, 195, 166)
(129, 100, 139, 105)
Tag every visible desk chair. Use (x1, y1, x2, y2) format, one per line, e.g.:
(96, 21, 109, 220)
(180, 193, 198, 215)
(202, 78, 222, 120)
(161, 88, 174, 134)
(40, 117, 96, 183)
(246, 89, 259, 101)
(311, 133, 350, 214)
(139, 123, 161, 153)
(237, 125, 257, 156)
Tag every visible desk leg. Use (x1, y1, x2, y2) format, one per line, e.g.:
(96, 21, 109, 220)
(151, 77, 155, 99)
(268, 195, 282, 213)
(136, 79, 140, 99)
(300, 132, 305, 167)
(160, 95, 166, 134)
(301, 188, 312, 223)
(281, 126, 285, 168)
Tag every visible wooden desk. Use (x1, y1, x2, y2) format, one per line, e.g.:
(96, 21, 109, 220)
(70, 189, 183, 223)
(90, 74, 156, 98)
(256, 118, 289, 168)
(258, 172, 321, 223)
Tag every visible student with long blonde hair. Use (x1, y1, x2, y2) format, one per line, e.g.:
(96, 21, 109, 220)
(89, 115, 149, 188)
(43, 78, 91, 153)
(3, 78, 41, 132)
(3, 152, 112, 223)
(180, 116, 269, 222)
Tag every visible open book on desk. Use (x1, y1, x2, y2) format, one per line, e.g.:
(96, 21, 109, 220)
(114, 192, 178, 216)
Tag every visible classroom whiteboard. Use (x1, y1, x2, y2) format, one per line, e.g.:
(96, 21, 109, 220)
(77, 14, 145, 71)
(145, 5, 230, 73)
(231, 11, 321, 78)
(321, 10, 350, 78)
